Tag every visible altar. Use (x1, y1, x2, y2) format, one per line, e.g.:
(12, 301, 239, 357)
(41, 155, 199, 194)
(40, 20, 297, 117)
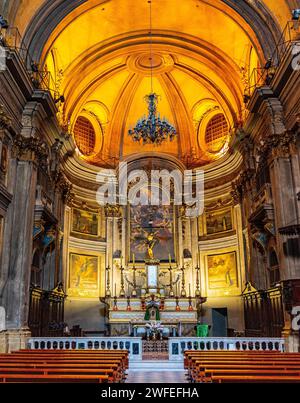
(103, 235, 206, 337)
(105, 296, 201, 337)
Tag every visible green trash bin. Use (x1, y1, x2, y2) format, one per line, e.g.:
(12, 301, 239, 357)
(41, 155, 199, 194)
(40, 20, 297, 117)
(196, 324, 209, 337)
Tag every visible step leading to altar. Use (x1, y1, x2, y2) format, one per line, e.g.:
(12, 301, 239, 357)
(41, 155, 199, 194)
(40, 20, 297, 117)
(142, 340, 169, 360)
(128, 360, 184, 371)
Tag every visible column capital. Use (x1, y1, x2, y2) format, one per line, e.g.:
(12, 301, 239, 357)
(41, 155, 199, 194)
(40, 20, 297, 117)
(104, 204, 123, 218)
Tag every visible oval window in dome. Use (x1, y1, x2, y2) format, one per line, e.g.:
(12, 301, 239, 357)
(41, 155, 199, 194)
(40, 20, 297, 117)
(74, 116, 96, 156)
(205, 113, 228, 153)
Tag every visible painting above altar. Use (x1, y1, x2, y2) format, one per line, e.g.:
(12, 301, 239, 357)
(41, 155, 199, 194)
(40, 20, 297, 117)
(130, 205, 175, 262)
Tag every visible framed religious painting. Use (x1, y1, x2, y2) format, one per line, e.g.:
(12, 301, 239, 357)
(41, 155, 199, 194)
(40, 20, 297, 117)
(205, 208, 233, 235)
(68, 253, 99, 298)
(129, 204, 175, 262)
(71, 208, 99, 238)
(206, 251, 240, 296)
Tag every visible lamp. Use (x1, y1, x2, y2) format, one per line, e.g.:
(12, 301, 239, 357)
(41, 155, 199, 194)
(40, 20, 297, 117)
(30, 62, 39, 73)
(0, 16, 9, 29)
(292, 9, 300, 20)
(264, 58, 272, 70)
(128, 0, 176, 145)
(54, 95, 65, 104)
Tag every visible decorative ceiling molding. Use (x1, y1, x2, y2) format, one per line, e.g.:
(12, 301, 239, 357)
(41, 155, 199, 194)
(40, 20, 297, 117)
(22, 0, 281, 63)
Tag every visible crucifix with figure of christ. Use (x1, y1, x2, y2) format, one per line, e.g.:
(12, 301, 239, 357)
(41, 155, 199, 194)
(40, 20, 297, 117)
(144, 231, 161, 295)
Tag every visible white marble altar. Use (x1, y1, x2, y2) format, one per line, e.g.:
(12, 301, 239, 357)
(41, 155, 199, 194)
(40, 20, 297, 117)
(107, 297, 198, 336)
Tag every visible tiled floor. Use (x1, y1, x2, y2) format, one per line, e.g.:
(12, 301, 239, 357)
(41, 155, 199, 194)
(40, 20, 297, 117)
(126, 371, 188, 383)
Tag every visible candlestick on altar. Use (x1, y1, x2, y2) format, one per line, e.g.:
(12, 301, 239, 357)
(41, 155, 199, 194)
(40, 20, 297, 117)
(105, 266, 111, 297)
(195, 253, 201, 297)
(168, 258, 174, 297)
(181, 260, 187, 297)
(114, 283, 117, 297)
(132, 254, 137, 297)
(119, 258, 125, 297)
(188, 282, 193, 311)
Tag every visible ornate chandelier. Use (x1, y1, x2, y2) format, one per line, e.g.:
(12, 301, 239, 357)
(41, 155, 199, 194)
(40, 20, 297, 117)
(128, 0, 177, 146)
(129, 93, 176, 145)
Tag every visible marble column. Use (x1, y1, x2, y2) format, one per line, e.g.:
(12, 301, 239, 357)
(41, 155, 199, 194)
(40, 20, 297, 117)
(106, 217, 114, 291)
(234, 204, 247, 291)
(177, 212, 183, 264)
(3, 158, 37, 330)
(121, 212, 126, 262)
(184, 217, 192, 254)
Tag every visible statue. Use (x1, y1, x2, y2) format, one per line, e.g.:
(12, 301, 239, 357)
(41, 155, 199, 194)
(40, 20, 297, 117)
(146, 232, 157, 260)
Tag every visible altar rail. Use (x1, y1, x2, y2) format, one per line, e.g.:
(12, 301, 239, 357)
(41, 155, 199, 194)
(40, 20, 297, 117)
(168, 337, 285, 361)
(27, 337, 285, 362)
(27, 337, 143, 360)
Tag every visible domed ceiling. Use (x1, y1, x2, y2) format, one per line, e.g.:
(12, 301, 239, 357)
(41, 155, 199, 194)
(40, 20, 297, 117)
(8, 0, 291, 167)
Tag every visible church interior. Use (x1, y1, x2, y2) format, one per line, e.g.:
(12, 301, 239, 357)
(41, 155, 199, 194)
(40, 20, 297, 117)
(0, 0, 300, 384)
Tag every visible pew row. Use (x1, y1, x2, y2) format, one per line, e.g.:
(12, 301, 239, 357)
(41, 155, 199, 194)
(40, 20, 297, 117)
(184, 350, 300, 383)
(0, 349, 128, 383)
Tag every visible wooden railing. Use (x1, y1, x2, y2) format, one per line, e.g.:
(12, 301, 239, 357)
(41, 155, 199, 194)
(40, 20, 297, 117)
(245, 20, 300, 97)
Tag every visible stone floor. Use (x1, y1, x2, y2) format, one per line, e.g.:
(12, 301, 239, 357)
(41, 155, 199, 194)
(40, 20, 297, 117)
(126, 370, 188, 383)
(125, 360, 188, 383)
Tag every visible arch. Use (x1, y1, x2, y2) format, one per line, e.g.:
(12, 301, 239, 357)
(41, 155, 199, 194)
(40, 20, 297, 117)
(3, 0, 291, 168)
(20, 0, 283, 64)
(50, 31, 245, 163)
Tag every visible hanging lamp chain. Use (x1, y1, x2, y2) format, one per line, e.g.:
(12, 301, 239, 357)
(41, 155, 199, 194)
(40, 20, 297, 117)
(149, 0, 153, 93)
(127, 0, 177, 145)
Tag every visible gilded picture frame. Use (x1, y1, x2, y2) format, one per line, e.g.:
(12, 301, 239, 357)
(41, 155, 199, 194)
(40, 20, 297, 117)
(68, 253, 99, 298)
(206, 251, 239, 296)
(205, 208, 233, 235)
(71, 208, 99, 237)
(128, 204, 175, 262)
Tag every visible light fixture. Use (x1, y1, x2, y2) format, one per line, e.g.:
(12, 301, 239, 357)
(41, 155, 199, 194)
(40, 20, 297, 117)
(54, 95, 65, 104)
(0, 15, 8, 29)
(292, 9, 300, 20)
(30, 61, 39, 73)
(264, 57, 272, 70)
(128, 0, 176, 145)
